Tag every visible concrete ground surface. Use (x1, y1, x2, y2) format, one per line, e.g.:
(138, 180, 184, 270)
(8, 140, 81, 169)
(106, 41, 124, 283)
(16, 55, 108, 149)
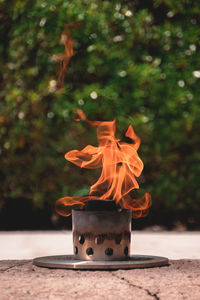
(0, 259, 200, 299)
(0, 231, 200, 259)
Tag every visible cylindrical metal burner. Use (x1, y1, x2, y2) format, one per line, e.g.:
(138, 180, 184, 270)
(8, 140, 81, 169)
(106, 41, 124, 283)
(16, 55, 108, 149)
(72, 208, 131, 261)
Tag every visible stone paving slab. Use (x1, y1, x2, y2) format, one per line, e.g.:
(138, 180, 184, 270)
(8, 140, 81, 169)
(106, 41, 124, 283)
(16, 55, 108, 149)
(0, 259, 200, 299)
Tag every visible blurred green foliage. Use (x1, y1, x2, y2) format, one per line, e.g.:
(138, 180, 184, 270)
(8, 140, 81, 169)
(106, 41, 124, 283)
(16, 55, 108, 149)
(0, 0, 200, 228)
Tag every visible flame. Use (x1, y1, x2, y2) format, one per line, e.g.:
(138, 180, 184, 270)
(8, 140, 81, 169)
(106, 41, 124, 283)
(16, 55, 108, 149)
(56, 110, 151, 218)
(50, 22, 82, 90)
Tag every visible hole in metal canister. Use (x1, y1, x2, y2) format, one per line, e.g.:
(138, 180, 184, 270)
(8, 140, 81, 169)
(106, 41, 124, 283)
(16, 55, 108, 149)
(74, 246, 78, 255)
(78, 235, 85, 245)
(86, 247, 94, 256)
(105, 248, 113, 256)
(95, 235, 104, 245)
(115, 234, 122, 245)
(124, 246, 128, 256)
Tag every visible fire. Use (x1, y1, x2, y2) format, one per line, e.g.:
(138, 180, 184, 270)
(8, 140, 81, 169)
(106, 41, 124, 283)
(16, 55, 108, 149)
(50, 22, 82, 90)
(56, 110, 151, 218)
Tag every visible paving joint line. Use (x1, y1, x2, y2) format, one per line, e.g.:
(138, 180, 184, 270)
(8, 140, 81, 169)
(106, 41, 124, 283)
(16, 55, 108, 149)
(0, 261, 30, 273)
(112, 271, 160, 300)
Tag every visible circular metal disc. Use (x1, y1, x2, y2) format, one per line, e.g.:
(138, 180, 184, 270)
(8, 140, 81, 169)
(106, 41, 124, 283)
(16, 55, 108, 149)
(33, 255, 168, 270)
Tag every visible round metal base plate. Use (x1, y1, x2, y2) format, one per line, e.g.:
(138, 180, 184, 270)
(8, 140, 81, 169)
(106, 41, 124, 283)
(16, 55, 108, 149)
(33, 255, 169, 270)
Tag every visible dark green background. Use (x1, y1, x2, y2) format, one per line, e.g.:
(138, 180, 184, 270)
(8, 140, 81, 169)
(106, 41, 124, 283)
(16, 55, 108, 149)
(0, 0, 200, 229)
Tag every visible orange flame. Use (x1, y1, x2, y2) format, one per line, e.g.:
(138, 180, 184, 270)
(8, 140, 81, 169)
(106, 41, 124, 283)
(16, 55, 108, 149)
(50, 22, 82, 90)
(56, 110, 151, 218)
